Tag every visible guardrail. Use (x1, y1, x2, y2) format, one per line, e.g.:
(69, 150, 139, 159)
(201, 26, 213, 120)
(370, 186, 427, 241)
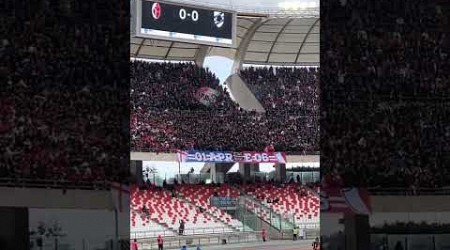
(131, 226, 247, 239)
(0, 177, 109, 190)
(369, 187, 450, 196)
(136, 231, 261, 250)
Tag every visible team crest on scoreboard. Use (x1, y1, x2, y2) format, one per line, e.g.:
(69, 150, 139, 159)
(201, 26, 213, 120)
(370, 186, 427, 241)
(152, 2, 162, 20)
(213, 11, 225, 28)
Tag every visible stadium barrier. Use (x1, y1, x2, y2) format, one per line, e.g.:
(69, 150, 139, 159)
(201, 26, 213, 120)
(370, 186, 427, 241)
(369, 187, 450, 196)
(131, 226, 241, 239)
(370, 233, 450, 249)
(136, 231, 261, 250)
(29, 234, 131, 250)
(0, 177, 108, 190)
(0, 186, 113, 209)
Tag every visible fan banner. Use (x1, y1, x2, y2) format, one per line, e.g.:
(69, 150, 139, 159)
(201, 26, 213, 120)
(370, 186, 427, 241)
(320, 187, 371, 214)
(195, 87, 220, 106)
(177, 150, 287, 163)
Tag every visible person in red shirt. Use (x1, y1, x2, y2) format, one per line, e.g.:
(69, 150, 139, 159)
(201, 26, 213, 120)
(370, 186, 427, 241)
(264, 143, 275, 153)
(261, 228, 267, 242)
(131, 239, 138, 250)
(157, 235, 164, 250)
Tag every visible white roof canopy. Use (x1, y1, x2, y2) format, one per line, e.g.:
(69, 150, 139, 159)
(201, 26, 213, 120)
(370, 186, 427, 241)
(131, 17, 319, 66)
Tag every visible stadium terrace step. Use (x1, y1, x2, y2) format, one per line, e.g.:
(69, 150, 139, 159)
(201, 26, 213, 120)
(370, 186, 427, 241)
(174, 184, 245, 232)
(130, 185, 238, 236)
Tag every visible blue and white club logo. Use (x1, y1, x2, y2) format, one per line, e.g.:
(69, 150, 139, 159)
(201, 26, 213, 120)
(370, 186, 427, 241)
(214, 11, 225, 28)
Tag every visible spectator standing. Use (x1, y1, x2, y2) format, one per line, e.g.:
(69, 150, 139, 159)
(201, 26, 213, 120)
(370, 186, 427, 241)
(261, 228, 267, 242)
(157, 235, 164, 250)
(179, 220, 185, 235)
(293, 226, 299, 240)
(131, 239, 139, 250)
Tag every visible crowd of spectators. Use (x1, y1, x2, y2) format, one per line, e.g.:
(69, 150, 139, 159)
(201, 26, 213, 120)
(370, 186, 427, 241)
(131, 61, 319, 153)
(131, 61, 237, 111)
(240, 67, 319, 116)
(321, 0, 450, 188)
(0, 0, 129, 185)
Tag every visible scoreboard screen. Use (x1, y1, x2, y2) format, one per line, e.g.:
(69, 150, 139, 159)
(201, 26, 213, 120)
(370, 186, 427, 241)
(136, 0, 236, 47)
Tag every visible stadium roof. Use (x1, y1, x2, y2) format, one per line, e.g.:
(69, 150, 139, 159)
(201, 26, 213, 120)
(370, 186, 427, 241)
(167, 0, 319, 17)
(131, 17, 319, 66)
(240, 17, 319, 65)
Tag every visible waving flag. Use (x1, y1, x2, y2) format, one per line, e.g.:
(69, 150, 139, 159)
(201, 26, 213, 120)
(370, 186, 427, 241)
(321, 187, 371, 215)
(195, 87, 220, 106)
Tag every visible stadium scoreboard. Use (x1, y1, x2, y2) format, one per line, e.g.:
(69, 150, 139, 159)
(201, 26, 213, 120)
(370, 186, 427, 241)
(136, 0, 236, 47)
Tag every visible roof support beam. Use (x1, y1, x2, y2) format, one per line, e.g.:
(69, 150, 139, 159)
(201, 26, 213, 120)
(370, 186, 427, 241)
(163, 41, 175, 60)
(134, 38, 146, 57)
(265, 18, 295, 63)
(194, 45, 211, 67)
(231, 18, 270, 73)
(295, 18, 319, 64)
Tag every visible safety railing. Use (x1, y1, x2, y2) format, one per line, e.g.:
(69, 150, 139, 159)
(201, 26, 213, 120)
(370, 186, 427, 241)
(136, 231, 261, 250)
(370, 233, 450, 250)
(368, 187, 450, 196)
(0, 177, 109, 190)
(29, 235, 121, 250)
(131, 226, 241, 240)
(237, 195, 296, 232)
(284, 214, 320, 231)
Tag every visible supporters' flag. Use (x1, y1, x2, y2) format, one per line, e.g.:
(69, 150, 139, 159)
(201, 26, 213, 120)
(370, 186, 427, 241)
(342, 188, 371, 214)
(274, 152, 286, 164)
(321, 187, 371, 214)
(178, 150, 287, 163)
(177, 150, 188, 162)
(195, 87, 220, 106)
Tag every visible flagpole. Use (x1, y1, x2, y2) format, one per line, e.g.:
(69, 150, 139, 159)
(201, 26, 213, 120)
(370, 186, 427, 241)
(176, 150, 181, 182)
(178, 161, 181, 182)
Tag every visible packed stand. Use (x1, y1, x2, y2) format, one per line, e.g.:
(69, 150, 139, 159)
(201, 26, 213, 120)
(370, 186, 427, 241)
(131, 61, 319, 154)
(131, 61, 237, 111)
(240, 67, 319, 116)
(322, 0, 450, 188)
(0, 0, 129, 186)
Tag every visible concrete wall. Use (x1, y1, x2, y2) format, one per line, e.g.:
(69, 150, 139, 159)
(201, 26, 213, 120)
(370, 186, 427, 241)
(29, 208, 120, 250)
(369, 211, 450, 227)
(0, 187, 130, 249)
(371, 195, 450, 212)
(323, 196, 450, 235)
(0, 187, 114, 209)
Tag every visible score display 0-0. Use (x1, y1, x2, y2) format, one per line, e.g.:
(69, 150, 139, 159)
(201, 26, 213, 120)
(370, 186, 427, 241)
(136, 0, 236, 47)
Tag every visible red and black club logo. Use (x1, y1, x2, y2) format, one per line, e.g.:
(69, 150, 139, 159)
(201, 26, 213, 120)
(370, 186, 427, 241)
(152, 2, 161, 20)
